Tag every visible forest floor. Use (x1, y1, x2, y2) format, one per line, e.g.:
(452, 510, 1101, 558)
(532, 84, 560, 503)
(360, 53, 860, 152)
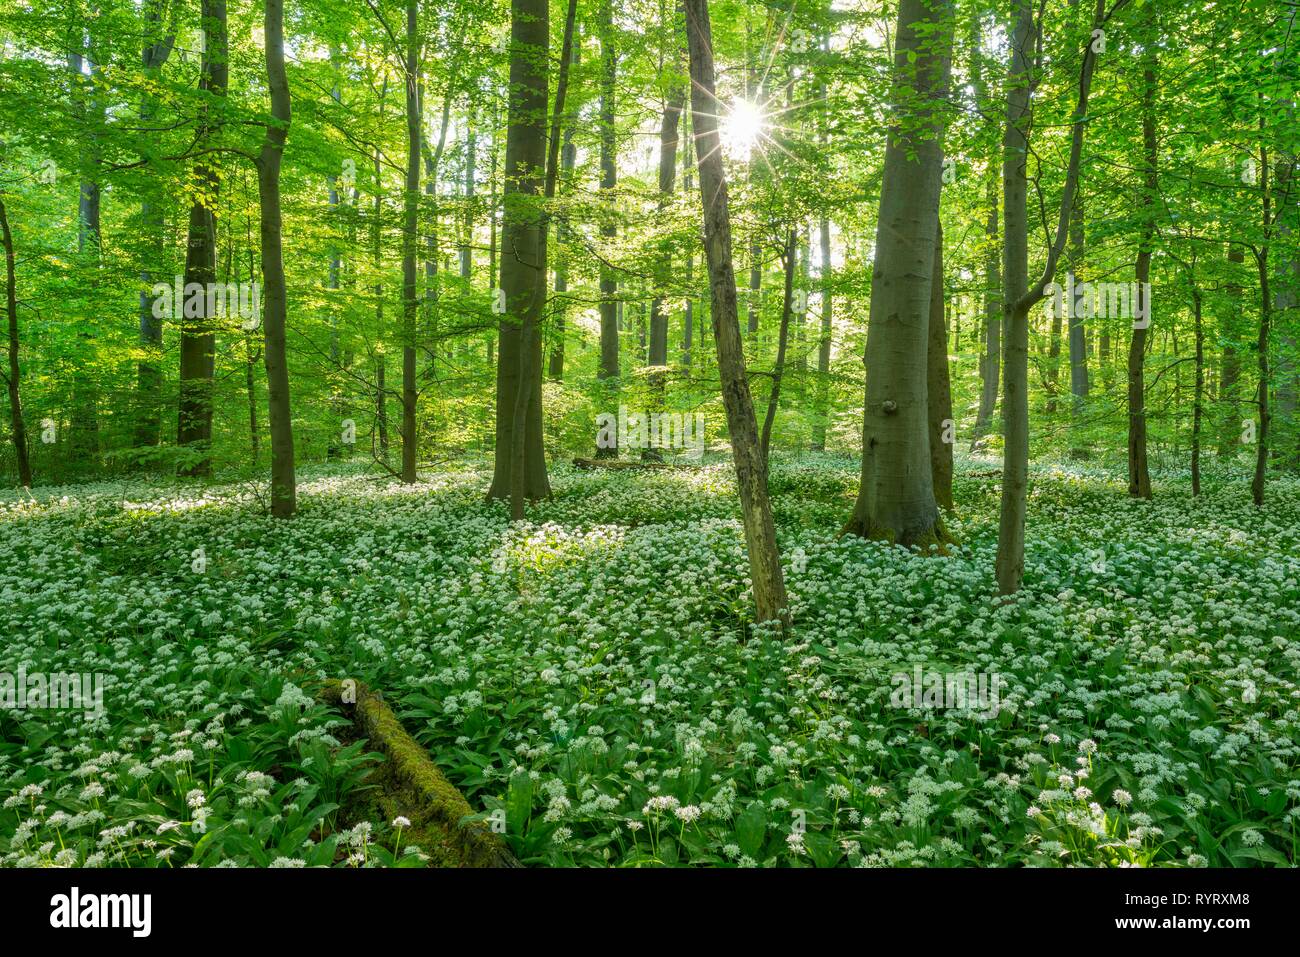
(1, 453, 1297, 867)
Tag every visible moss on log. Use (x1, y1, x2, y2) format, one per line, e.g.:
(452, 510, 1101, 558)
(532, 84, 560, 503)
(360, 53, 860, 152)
(319, 679, 521, 868)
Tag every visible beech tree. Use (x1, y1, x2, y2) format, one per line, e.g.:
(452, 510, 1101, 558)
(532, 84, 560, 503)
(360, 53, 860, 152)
(842, 0, 953, 549)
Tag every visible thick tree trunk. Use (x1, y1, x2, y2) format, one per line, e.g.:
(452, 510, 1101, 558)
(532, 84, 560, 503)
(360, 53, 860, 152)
(508, 0, 575, 515)
(0, 197, 32, 487)
(258, 0, 295, 518)
(177, 0, 226, 476)
(928, 222, 954, 510)
(843, 0, 952, 549)
(684, 0, 789, 629)
(487, 0, 551, 504)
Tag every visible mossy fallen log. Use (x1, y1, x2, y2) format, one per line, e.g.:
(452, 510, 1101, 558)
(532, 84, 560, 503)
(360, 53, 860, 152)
(319, 679, 521, 868)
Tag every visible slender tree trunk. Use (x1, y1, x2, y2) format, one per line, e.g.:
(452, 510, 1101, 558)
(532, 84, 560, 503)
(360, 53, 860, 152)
(995, 0, 1036, 593)
(67, 33, 103, 468)
(1127, 52, 1157, 500)
(547, 24, 580, 382)
(645, 75, 686, 462)
(843, 0, 952, 549)
(682, 106, 695, 369)
(760, 228, 796, 464)
(1218, 245, 1245, 456)
(684, 0, 789, 629)
(595, 0, 620, 455)
(399, 0, 421, 483)
(1067, 189, 1089, 456)
(970, 10, 1000, 447)
(0, 197, 32, 487)
(258, 0, 295, 517)
(994, 0, 1103, 594)
(1192, 282, 1203, 495)
(928, 221, 954, 510)
(811, 216, 832, 451)
(1251, 139, 1275, 507)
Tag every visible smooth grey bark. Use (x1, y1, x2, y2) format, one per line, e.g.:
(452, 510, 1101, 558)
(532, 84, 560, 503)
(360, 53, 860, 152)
(843, 0, 953, 549)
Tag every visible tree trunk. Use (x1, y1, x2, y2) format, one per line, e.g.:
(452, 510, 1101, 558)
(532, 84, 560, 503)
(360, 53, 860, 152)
(135, 1, 175, 448)
(760, 228, 796, 464)
(995, 0, 1103, 594)
(177, 0, 227, 476)
(1251, 139, 1276, 507)
(811, 216, 833, 451)
(1127, 52, 1157, 500)
(970, 9, 1000, 447)
(595, 0, 620, 455)
(645, 75, 686, 462)
(928, 222, 954, 510)
(547, 36, 579, 382)
(1067, 189, 1089, 456)
(258, 0, 295, 518)
(488, 0, 551, 504)
(400, 0, 421, 483)
(684, 0, 789, 629)
(0, 197, 32, 487)
(994, 0, 1036, 594)
(1192, 282, 1204, 495)
(843, 0, 952, 549)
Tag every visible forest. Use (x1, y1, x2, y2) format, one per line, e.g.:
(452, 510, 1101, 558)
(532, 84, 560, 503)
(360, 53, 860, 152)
(0, 0, 1298, 874)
